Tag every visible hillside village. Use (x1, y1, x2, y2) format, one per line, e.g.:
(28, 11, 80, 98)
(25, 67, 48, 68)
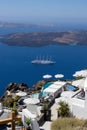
(0, 69, 87, 130)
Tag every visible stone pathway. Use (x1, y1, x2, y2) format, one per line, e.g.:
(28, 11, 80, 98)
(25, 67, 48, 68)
(40, 103, 58, 130)
(51, 103, 58, 121)
(40, 121, 51, 130)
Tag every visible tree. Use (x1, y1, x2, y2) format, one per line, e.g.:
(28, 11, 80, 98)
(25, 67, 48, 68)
(5, 97, 14, 108)
(58, 101, 70, 117)
(14, 95, 21, 102)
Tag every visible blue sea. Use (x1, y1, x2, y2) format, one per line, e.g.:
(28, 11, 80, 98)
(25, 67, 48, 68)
(0, 25, 87, 97)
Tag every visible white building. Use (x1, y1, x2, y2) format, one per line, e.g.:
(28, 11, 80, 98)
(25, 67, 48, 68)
(22, 104, 42, 126)
(43, 81, 66, 98)
(55, 77, 87, 119)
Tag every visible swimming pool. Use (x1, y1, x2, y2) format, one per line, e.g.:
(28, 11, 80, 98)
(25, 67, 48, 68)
(43, 82, 53, 90)
(31, 82, 53, 98)
(41, 82, 53, 97)
(32, 92, 40, 99)
(41, 91, 50, 97)
(66, 84, 78, 91)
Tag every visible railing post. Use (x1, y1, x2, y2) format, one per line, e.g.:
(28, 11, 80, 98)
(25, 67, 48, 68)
(11, 112, 15, 130)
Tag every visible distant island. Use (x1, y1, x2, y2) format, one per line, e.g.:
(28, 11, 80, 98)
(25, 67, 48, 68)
(1, 31, 87, 46)
(0, 21, 57, 28)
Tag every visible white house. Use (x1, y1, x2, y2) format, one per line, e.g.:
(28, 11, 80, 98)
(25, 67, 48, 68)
(22, 104, 42, 126)
(55, 77, 87, 119)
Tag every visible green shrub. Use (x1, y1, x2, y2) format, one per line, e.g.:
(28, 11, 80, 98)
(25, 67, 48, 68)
(26, 118, 31, 125)
(11, 108, 18, 116)
(5, 97, 14, 108)
(58, 101, 70, 117)
(16, 120, 23, 126)
(75, 76, 83, 80)
(14, 96, 21, 102)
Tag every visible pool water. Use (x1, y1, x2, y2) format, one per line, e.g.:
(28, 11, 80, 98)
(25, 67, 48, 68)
(66, 84, 78, 91)
(31, 82, 53, 98)
(43, 82, 53, 90)
(41, 91, 50, 97)
(32, 92, 40, 99)
(40, 82, 53, 97)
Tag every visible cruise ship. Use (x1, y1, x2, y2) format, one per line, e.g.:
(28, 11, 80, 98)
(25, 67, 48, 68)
(31, 56, 56, 65)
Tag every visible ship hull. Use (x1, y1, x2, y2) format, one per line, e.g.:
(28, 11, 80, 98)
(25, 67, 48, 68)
(31, 60, 55, 64)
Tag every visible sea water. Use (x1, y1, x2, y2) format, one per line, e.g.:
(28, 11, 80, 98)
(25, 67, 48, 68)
(0, 26, 87, 96)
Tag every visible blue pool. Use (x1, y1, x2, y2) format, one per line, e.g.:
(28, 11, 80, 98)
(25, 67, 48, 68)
(41, 91, 50, 97)
(31, 82, 53, 98)
(32, 92, 40, 99)
(66, 84, 78, 91)
(43, 82, 53, 90)
(40, 82, 53, 97)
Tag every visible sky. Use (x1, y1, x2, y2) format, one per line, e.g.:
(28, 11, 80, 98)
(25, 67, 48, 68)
(0, 0, 87, 24)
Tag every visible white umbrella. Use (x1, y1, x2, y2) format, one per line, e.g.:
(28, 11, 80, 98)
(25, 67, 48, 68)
(23, 98, 40, 105)
(16, 91, 27, 97)
(55, 74, 64, 79)
(43, 74, 52, 79)
(73, 70, 87, 77)
(72, 78, 85, 89)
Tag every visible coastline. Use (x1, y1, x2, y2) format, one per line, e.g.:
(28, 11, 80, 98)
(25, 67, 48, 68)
(0, 80, 46, 99)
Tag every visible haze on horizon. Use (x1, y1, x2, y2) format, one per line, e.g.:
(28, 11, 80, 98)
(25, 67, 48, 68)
(0, 0, 87, 25)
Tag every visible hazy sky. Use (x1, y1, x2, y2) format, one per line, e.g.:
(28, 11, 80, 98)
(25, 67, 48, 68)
(0, 0, 87, 24)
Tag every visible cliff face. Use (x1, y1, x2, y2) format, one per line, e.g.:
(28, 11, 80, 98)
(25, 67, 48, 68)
(0, 80, 46, 102)
(1, 31, 87, 46)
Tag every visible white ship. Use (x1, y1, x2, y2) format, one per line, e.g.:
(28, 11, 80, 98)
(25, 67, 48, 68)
(31, 56, 55, 65)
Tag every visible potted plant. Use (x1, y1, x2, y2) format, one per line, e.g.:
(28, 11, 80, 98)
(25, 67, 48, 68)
(16, 120, 23, 129)
(16, 120, 23, 126)
(26, 118, 31, 130)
